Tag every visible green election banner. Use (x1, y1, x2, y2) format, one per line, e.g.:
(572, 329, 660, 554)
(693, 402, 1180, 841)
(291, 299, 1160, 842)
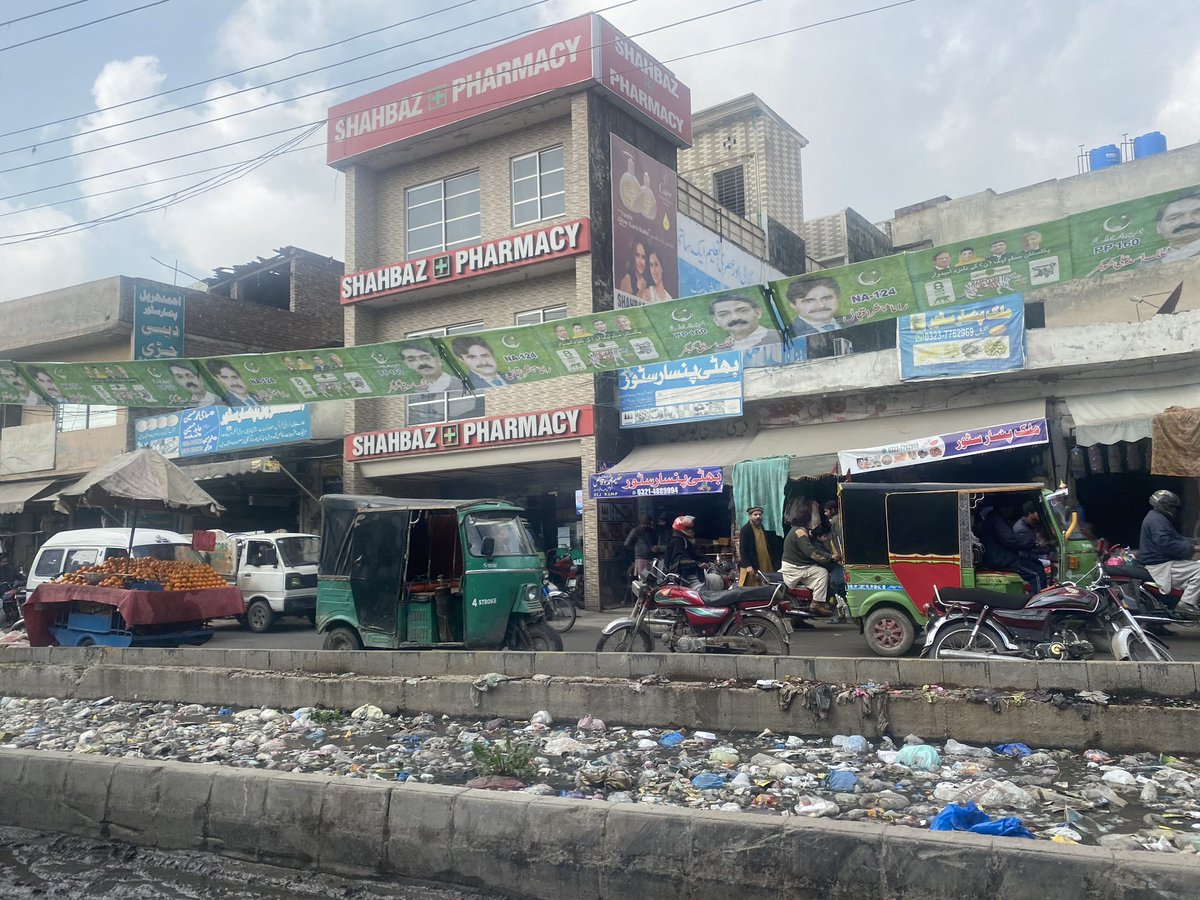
(433, 327, 567, 389)
(15, 360, 206, 407)
(0, 361, 45, 405)
(198, 344, 453, 407)
(771, 256, 916, 338)
(907, 219, 1071, 309)
(526, 305, 669, 374)
(1069, 185, 1200, 277)
(641, 285, 786, 369)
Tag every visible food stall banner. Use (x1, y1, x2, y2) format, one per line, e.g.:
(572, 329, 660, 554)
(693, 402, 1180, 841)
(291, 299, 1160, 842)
(905, 220, 1071, 309)
(770, 255, 917, 338)
(589, 465, 724, 498)
(1069, 185, 1200, 277)
(133, 282, 186, 360)
(135, 405, 312, 459)
(839, 418, 1049, 475)
(898, 294, 1026, 381)
(618, 351, 743, 428)
(611, 134, 678, 308)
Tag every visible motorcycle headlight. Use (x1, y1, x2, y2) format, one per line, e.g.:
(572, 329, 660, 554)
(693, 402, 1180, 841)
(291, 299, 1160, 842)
(542, 569, 549, 579)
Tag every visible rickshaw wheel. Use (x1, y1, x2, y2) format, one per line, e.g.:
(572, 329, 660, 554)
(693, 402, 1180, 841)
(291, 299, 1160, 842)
(863, 607, 915, 657)
(322, 626, 363, 651)
(511, 620, 563, 652)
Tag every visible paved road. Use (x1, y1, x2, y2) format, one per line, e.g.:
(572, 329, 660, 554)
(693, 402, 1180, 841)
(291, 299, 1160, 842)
(209, 611, 1200, 660)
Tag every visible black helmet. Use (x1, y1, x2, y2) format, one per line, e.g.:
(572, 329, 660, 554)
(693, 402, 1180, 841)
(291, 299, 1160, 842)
(1149, 490, 1181, 517)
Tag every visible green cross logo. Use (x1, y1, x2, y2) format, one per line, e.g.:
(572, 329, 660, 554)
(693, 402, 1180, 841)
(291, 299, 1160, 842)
(429, 86, 449, 110)
(441, 424, 459, 446)
(433, 255, 452, 278)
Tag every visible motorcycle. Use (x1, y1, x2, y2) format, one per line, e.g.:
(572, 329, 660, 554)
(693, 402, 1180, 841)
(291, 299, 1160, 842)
(2, 576, 25, 627)
(547, 554, 583, 607)
(1100, 548, 1193, 630)
(540, 574, 576, 633)
(596, 564, 789, 655)
(921, 568, 1172, 662)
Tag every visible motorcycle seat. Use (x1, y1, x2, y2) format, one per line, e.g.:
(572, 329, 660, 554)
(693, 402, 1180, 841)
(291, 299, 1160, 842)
(698, 585, 778, 608)
(1103, 562, 1154, 582)
(936, 586, 1029, 610)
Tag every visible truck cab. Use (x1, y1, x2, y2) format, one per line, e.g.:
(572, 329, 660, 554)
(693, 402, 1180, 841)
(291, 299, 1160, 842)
(206, 531, 319, 632)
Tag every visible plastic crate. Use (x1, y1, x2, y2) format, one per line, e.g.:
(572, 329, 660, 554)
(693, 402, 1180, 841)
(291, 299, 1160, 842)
(406, 600, 435, 644)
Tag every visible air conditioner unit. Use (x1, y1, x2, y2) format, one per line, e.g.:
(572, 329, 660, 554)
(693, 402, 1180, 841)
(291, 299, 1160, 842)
(831, 337, 854, 357)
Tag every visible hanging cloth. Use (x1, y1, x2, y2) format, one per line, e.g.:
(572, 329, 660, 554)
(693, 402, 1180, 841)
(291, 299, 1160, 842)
(732, 456, 791, 537)
(1151, 406, 1200, 477)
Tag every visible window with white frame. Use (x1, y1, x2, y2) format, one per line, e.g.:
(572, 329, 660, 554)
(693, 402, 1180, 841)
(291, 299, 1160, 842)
(55, 404, 118, 433)
(511, 146, 565, 227)
(405, 171, 481, 259)
(513, 305, 568, 327)
(404, 322, 485, 426)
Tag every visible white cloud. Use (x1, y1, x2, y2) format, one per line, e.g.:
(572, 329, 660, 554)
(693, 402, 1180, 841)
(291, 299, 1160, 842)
(1156, 40, 1200, 146)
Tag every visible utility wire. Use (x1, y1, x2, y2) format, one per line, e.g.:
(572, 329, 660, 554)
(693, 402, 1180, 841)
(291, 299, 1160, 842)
(0, 0, 174, 53)
(0, 0, 95, 29)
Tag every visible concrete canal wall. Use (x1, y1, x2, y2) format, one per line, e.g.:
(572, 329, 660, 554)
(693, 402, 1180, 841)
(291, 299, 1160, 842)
(0, 749, 1197, 900)
(1, 648, 1199, 752)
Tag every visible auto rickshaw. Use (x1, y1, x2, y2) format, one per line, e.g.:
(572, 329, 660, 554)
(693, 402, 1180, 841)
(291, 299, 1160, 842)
(841, 482, 1096, 656)
(316, 495, 562, 651)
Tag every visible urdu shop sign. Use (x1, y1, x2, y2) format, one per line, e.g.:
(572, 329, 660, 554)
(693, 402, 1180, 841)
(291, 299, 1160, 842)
(345, 405, 594, 461)
(340, 220, 589, 304)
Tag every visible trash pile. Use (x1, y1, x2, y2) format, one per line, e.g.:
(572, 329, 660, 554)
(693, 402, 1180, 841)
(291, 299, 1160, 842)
(2, 694, 1199, 852)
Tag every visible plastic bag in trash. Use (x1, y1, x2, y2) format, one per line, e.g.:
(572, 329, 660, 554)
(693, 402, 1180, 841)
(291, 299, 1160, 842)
(351, 704, 383, 720)
(842, 735, 870, 754)
(530, 710, 553, 726)
(930, 802, 1033, 838)
(896, 744, 941, 771)
(692, 772, 725, 790)
(825, 769, 859, 792)
(993, 742, 1032, 758)
(659, 731, 684, 747)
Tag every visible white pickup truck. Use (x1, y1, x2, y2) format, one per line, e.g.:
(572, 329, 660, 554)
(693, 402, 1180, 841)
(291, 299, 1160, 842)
(206, 531, 319, 633)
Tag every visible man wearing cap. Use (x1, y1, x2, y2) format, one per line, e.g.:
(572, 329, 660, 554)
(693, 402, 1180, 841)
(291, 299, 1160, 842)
(738, 506, 776, 585)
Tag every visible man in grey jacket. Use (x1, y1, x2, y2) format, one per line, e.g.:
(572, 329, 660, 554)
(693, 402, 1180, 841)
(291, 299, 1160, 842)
(1139, 490, 1200, 613)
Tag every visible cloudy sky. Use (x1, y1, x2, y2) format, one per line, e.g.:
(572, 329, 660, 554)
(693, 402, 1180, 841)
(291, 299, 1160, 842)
(1, 0, 1197, 301)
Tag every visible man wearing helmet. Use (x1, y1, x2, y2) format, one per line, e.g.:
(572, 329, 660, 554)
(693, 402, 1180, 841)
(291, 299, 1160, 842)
(1140, 490, 1200, 614)
(664, 516, 707, 588)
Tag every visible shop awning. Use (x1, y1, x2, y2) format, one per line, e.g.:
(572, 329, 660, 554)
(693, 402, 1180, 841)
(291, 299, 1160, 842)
(0, 479, 59, 515)
(602, 435, 755, 476)
(752, 399, 1047, 478)
(178, 456, 282, 481)
(1067, 385, 1200, 446)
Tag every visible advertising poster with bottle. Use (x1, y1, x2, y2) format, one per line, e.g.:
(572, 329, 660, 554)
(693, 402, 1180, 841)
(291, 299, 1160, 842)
(906, 220, 1071, 309)
(770, 256, 916, 338)
(611, 134, 678, 309)
(1068, 184, 1200, 277)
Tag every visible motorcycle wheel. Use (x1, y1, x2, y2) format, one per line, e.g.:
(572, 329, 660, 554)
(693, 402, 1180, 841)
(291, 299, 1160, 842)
(723, 615, 787, 656)
(546, 593, 576, 633)
(595, 624, 653, 653)
(1121, 633, 1174, 662)
(930, 622, 1004, 659)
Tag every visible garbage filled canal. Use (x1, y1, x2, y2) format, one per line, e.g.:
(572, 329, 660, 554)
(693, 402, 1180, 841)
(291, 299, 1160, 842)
(3, 695, 1200, 853)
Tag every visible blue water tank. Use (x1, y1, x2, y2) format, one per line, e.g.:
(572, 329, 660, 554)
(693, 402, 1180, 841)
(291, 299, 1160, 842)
(1132, 131, 1168, 159)
(1088, 144, 1122, 171)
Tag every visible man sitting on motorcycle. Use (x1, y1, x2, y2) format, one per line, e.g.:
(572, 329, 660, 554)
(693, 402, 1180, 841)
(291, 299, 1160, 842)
(664, 516, 707, 589)
(780, 519, 835, 616)
(1140, 490, 1200, 615)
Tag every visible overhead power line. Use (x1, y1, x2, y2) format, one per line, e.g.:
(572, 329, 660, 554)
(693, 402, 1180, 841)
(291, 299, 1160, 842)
(0, 0, 95, 29)
(0, 0, 174, 53)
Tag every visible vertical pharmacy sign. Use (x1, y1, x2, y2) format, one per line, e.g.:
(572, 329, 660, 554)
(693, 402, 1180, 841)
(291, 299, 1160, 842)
(133, 282, 186, 360)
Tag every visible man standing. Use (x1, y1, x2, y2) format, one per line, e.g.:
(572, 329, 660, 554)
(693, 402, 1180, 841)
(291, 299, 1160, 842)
(780, 520, 834, 615)
(623, 515, 655, 579)
(709, 295, 784, 366)
(1139, 490, 1200, 614)
(738, 506, 776, 585)
(786, 278, 841, 337)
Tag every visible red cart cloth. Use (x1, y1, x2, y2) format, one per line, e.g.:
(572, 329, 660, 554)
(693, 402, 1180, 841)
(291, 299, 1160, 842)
(23, 583, 244, 647)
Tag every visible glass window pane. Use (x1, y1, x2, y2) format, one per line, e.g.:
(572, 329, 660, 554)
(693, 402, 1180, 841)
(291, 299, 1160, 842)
(513, 200, 539, 225)
(406, 199, 442, 230)
(539, 146, 564, 171)
(407, 224, 443, 256)
(446, 321, 483, 335)
(445, 192, 478, 221)
(543, 305, 568, 321)
(540, 192, 565, 219)
(406, 182, 442, 207)
(512, 177, 538, 204)
(448, 395, 485, 419)
(512, 155, 537, 180)
(540, 170, 564, 197)
(446, 215, 480, 247)
(514, 311, 541, 326)
(446, 171, 479, 196)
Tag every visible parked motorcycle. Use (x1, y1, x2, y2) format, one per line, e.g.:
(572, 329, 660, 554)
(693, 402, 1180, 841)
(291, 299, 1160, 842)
(1101, 547, 1193, 630)
(540, 574, 576, 633)
(2, 576, 25, 627)
(921, 568, 1172, 662)
(596, 564, 789, 655)
(547, 554, 583, 607)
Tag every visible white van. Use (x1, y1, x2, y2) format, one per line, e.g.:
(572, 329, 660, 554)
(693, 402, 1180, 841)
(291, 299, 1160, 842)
(26, 528, 203, 592)
(205, 531, 319, 633)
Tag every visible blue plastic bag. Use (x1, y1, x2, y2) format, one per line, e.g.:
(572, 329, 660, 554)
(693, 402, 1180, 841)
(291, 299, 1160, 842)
(969, 816, 1033, 838)
(930, 802, 1033, 839)
(825, 770, 859, 792)
(659, 731, 684, 747)
(692, 772, 725, 790)
(842, 735, 869, 754)
(994, 742, 1032, 758)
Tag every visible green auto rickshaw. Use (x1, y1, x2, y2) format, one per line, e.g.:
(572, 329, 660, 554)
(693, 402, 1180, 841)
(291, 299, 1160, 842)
(316, 495, 562, 652)
(842, 483, 1097, 657)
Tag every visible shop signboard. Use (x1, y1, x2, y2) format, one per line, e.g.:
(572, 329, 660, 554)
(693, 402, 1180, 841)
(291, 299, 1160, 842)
(906, 221, 1071, 309)
(898, 294, 1026, 381)
(594, 16, 691, 145)
(0, 361, 45, 405)
(327, 16, 595, 164)
(11, 359, 206, 407)
(677, 214, 783, 297)
(771, 256, 917, 338)
(639, 285, 785, 369)
(133, 283, 186, 360)
(340, 219, 590, 304)
(611, 134, 678, 308)
(838, 417, 1049, 476)
(345, 405, 594, 461)
(134, 404, 312, 459)
(617, 351, 743, 428)
(1069, 185, 1200, 277)
(589, 465, 724, 499)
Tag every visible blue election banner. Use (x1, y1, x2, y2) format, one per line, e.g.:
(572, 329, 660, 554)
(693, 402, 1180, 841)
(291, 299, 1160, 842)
(135, 404, 311, 458)
(133, 282, 186, 360)
(617, 351, 743, 429)
(589, 466, 724, 499)
(898, 293, 1025, 381)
